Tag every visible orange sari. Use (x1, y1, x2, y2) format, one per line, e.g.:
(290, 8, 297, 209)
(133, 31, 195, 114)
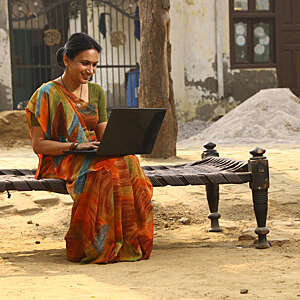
(26, 81, 153, 263)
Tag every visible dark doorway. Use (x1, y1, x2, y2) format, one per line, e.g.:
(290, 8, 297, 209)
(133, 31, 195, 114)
(276, 0, 300, 97)
(12, 29, 51, 108)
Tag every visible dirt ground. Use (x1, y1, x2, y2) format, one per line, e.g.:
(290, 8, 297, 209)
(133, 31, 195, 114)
(0, 142, 300, 300)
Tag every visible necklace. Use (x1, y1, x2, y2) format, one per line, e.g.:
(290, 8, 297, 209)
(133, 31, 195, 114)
(61, 75, 82, 101)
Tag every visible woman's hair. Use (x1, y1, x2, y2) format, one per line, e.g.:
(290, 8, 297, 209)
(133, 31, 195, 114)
(56, 32, 102, 68)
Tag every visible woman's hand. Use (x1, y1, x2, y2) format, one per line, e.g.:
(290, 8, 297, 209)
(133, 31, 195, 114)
(76, 141, 100, 150)
(31, 127, 101, 155)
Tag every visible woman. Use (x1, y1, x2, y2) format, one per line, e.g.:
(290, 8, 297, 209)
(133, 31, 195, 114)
(25, 33, 153, 264)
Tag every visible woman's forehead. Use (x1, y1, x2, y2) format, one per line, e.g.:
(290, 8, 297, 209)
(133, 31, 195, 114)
(75, 49, 99, 61)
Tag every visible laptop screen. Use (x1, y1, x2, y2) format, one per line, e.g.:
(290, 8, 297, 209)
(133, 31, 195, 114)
(65, 107, 167, 156)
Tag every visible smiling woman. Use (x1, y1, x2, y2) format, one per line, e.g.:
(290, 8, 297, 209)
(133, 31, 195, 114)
(25, 33, 154, 264)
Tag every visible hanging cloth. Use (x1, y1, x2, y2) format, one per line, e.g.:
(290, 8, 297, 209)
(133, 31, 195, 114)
(134, 6, 140, 41)
(99, 13, 111, 39)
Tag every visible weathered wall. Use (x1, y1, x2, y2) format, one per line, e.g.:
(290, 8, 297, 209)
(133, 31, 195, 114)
(0, 0, 13, 111)
(169, 0, 185, 117)
(170, 0, 277, 122)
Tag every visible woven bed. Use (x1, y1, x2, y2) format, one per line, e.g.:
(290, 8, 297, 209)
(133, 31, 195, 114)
(0, 143, 270, 249)
(0, 156, 250, 193)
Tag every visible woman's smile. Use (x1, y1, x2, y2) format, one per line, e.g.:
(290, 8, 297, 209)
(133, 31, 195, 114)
(81, 72, 92, 81)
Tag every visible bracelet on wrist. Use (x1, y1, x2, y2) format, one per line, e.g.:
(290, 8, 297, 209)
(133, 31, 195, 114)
(69, 142, 80, 151)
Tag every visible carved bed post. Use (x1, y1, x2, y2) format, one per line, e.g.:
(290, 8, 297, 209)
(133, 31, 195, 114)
(202, 142, 222, 232)
(248, 147, 270, 249)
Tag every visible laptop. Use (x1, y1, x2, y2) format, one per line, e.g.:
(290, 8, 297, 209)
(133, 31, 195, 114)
(64, 107, 167, 156)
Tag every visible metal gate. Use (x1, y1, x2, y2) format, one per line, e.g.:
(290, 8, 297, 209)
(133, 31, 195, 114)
(8, 0, 140, 111)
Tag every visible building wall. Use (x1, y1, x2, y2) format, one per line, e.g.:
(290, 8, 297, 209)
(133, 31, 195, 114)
(170, 0, 277, 122)
(169, 0, 185, 117)
(2, 0, 277, 116)
(0, 0, 13, 111)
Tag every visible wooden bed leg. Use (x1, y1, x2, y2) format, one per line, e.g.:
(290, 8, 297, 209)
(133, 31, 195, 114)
(206, 184, 221, 232)
(202, 142, 222, 232)
(249, 148, 270, 249)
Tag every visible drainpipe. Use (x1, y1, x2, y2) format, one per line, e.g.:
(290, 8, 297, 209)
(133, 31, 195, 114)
(4, 0, 13, 110)
(215, 0, 224, 98)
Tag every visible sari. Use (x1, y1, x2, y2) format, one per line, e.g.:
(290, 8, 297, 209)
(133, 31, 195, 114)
(25, 81, 153, 264)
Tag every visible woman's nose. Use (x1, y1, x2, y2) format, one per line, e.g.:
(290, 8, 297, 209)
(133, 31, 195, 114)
(87, 65, 93, 74)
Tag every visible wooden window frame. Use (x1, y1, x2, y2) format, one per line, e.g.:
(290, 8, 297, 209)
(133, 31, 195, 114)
(229, 0, 276, 69)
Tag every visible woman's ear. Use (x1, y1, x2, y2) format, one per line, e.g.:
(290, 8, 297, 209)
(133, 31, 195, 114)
(63, 54, 69, 68)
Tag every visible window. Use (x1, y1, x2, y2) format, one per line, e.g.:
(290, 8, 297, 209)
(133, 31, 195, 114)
(229, 0, 276, 68)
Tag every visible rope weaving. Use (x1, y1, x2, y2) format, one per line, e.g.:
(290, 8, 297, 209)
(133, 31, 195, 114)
(0, 157, 251, 193)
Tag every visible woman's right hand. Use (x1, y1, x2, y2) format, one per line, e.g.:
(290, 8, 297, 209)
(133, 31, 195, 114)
(31, 127, 101, 155)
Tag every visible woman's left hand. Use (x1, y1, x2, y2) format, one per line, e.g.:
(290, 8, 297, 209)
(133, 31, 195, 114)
(76, 141, 101, 150)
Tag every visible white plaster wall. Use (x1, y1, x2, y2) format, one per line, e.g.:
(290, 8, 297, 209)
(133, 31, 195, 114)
(0, 0, 13, 111)
(169, 0, 185, 109)
(184, 0, 216, 85)
(170, 0, 223, 120)
(185, 0, 217, 111)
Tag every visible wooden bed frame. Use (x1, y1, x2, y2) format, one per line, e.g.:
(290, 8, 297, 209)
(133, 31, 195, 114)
(0, 142, 270, 249)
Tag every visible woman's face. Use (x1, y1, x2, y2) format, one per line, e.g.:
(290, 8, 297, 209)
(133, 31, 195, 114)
(64, 49, 99, 84)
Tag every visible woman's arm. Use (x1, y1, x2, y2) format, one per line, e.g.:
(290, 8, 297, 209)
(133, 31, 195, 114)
(95, 122, 107, 141)
(31, 127, 100, 155)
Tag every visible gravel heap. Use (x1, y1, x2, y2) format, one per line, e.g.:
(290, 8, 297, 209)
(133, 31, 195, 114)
(178, 88, 300, 146)
(177, 120, 212, 142)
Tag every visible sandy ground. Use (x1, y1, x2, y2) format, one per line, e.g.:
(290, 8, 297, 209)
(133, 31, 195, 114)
(0, 143, 300, 300)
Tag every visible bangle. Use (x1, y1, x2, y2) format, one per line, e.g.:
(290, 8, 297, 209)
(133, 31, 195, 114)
(69, 142, 80, 150)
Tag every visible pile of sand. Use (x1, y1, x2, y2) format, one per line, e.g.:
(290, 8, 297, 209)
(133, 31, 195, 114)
(180, 88, 300, 145)
(0, 110, 31, 147)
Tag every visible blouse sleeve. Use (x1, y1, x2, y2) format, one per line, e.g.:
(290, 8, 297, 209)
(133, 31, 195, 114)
(97, 85, 108, 123)
(88, 82, 108, 123)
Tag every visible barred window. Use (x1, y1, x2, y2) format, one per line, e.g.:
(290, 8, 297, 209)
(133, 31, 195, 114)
(230, 0, 276, 68)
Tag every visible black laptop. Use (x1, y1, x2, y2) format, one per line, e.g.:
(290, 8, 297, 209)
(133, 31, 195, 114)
(65, 107, 167, 156)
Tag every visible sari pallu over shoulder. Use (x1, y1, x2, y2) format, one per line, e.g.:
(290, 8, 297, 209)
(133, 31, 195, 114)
(25, 81, 116, 188)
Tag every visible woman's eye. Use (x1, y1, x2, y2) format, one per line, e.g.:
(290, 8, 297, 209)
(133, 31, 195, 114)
(81, 61, 89, 66)
(93, 63, 98, 67)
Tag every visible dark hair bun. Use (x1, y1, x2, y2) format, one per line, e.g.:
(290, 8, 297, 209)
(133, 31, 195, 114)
(56, 33, 101, 68)
(56, 47, 65, 68)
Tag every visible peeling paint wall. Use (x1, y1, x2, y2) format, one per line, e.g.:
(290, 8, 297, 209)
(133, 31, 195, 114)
(170, 0, 277, 122)
(0, 0, 13, 111)
(170, 0, 185, 114)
